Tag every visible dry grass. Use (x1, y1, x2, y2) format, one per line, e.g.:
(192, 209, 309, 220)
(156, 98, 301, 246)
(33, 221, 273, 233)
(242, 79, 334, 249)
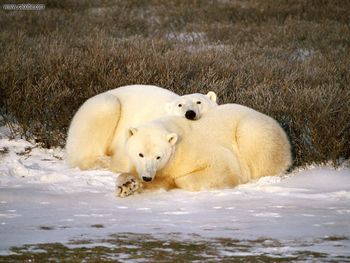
(1, 0, 349, 167)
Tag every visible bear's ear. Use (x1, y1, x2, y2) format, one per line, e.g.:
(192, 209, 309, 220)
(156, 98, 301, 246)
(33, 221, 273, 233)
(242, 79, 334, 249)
(206, 91, 217, 103)
(128, 127, 138, 137)
(166, 133, 178, 146)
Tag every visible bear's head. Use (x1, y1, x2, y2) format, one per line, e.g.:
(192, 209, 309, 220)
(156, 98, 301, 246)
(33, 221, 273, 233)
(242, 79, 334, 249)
(166, 91, 217, 120)
(125, 125, 178, 182)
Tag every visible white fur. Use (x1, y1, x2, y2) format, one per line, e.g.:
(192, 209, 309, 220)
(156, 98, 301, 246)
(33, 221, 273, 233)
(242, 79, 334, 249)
(165, 91, 217, 120)
(65, 85, 217, 171)
(125, 103, 292, 191)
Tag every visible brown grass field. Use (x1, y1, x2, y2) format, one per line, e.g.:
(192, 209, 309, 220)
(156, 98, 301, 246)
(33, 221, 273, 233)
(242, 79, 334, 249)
(0, 0, 349, 167)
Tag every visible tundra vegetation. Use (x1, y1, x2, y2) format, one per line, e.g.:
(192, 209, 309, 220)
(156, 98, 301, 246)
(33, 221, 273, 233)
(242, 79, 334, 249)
(0, 0, 349, 167)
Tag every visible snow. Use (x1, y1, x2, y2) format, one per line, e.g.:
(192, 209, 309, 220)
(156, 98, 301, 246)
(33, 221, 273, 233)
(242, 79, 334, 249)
(165, 32, 206, 43)
(290, 48, 315, 62)
(0, 125, 350, 260)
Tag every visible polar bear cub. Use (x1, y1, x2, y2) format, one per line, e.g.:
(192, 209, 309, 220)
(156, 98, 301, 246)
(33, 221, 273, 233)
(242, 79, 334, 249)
(65, 85, 217, 172)
(116, 103, 292, 196)
(166, 91, 217, 120)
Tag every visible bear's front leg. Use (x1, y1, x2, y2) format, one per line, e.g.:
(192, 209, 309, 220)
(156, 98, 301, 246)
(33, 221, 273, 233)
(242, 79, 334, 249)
(97, 155, 112, 169)
(115, 173, 142, 198)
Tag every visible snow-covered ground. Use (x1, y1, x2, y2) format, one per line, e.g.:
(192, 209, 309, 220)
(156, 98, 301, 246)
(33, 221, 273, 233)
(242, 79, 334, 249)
(0, 125, 350, 261)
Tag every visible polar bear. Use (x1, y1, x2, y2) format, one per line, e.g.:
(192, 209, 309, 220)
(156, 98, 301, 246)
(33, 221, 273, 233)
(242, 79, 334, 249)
(116, 103, 292, 197)
(165, 91, 217, 120)
(65, 85, 217, 171)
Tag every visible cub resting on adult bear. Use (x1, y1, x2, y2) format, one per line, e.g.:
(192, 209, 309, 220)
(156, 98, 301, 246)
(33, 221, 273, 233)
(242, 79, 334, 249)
(116, 103, 292, 197)
(65, 84, 217, 172)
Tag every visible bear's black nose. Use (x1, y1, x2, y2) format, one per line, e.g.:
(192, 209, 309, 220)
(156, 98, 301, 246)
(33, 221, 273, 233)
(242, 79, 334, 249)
(185, 110, 196, 120)
(142, 176, 152, 182)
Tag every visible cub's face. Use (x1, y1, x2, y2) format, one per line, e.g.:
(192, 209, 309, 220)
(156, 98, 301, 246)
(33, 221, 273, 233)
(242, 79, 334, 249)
(166, 91, 217, 120)
(125, 126, 178, 182)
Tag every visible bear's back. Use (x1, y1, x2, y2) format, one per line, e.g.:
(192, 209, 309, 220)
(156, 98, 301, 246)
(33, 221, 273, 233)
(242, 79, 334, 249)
(108, 84, 179, 127)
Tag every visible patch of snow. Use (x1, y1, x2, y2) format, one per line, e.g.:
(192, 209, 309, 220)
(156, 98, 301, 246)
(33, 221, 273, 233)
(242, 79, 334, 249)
(166, 32, 206, 43)
(290, 48, 315, 62)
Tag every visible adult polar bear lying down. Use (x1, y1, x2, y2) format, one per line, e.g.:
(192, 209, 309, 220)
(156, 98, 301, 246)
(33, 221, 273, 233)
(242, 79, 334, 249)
(117, 103, 292, 197)
(65, 85, 217, 171)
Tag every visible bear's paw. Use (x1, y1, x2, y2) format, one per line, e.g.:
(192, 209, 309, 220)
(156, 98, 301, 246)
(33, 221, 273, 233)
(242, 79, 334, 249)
(115, 173, 141, 198)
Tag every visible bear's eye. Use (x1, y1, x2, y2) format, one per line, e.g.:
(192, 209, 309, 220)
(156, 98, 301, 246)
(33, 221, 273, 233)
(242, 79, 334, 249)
(196, 101, 201, 104)
(138, 153, 144, 158)
(178, 104, 182, 107)
(156, 156, 161, 160)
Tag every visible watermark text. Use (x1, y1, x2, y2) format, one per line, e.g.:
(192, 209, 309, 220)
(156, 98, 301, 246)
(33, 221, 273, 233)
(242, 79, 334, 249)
(3, 3, 45, 11)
